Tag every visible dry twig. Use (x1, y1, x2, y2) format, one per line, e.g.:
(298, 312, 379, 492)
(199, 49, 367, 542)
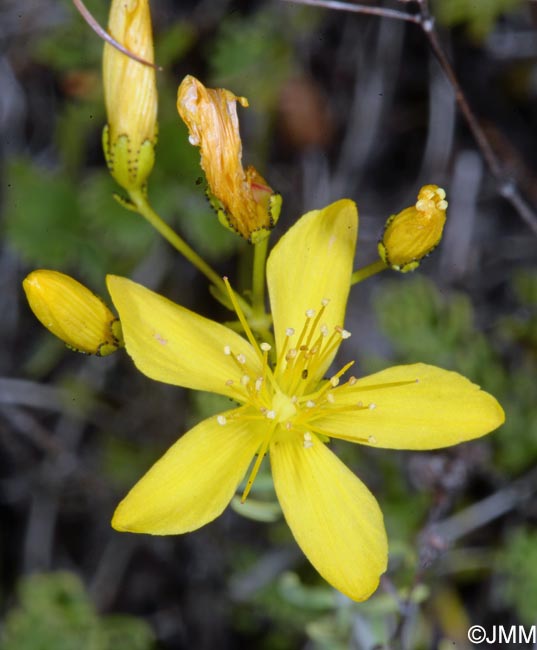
(281, 0, 537, 234)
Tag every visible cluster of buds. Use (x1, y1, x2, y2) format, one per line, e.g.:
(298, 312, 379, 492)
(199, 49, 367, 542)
(102, 0, 158, 193)
(177, 75, 282, 243)
(378, 184, 448, 273)
(23, 271, 123, 356)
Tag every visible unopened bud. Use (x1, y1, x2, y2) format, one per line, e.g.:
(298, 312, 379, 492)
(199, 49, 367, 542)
(23, 270, 123, 356)
(102, 0, 158, 192)
(177, 75, 281, 243)
(378, 185, 448, 272)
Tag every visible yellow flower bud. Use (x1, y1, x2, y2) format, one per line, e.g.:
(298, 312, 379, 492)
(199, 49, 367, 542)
(23, 270, 123, 356)
(102, 0, 158, 192)
(378, 185, 448, 273)
(177, 75, 282, 243)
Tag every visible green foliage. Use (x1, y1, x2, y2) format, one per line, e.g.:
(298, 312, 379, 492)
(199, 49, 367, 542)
(5, 158, 155, 286)
(373, 274, 537, 473)
(209, 9, 293, 112)
(1, 572, 154, 650)
(32, 0, 105, 71)
(500, 528, 537, 625)
(434, 0, 522, 41)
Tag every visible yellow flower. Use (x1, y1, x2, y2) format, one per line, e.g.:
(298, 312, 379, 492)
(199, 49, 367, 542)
(177, 75, 281, 243)
(23, 270, 122, 356)
(106, 200, 504, 601)
(102, 0, 158, 191)
(378, 184, 448, 272)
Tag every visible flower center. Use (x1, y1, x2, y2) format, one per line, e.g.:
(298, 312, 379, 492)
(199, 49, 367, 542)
(220, 278, 357, 501)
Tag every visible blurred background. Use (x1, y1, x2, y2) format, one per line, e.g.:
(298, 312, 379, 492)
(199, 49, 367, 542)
(1, 0, 536, 648)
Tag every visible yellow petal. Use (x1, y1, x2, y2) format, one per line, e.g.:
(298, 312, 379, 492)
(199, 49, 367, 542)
(107, 275, 261, 399)
(267, 199, 358, 378)
(316, 363, 505, 449)
(113, 413, 265, 534)
(270, 435, 387, 601)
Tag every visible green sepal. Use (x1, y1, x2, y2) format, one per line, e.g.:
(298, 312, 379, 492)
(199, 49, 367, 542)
(102, 125, 156, 192)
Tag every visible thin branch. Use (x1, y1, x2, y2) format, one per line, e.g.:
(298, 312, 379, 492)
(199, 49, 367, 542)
(280, 0, 537, 234)
(280, 0, 420, 23)
(72, 0, 162, 70)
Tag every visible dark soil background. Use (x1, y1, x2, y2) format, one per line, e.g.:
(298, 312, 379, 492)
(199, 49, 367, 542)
(1, 1, 536, 649)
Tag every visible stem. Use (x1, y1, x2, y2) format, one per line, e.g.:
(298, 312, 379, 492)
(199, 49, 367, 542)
(280, 0, 420, 23)
(351, 258, 387, 285)
(252, 236, 269, 314)
(280, 0, 537, 234)
(128, 190, 252, 315)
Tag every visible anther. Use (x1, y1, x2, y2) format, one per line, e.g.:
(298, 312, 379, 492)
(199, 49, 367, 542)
(266, 410, 276, 420)
(236, 353, 246, 365)
(303, 432, 314, 448)
(217, 415, 227, 426)
(306, 400, 316, 408)
(330, 377, 340, 387)
(226, 379, 234, 386)
(260, 342, 271, 352)
(326, 393, 335, 404)
(321, 298, 330, 307)
(348, 376, 357, 386)
(255, 377, 264, 392)
(341, 329, 351, 339)
(320, 325, 329, 337)
(369, 403, 377, 410)
(368, 435, 377, 444)
(285, 327, 295, 337)
(305, 309, 315, 318)
(241, 374, 251, 386)
(224, 345, 231, 355)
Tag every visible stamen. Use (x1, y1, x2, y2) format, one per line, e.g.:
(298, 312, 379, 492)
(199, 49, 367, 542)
(241, 423, 277, 503)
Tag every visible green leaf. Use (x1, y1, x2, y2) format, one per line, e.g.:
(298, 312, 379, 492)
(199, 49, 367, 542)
(434, 0, 522, 41)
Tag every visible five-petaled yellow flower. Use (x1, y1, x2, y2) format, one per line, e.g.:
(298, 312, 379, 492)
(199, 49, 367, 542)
(107, 199, 504, 601)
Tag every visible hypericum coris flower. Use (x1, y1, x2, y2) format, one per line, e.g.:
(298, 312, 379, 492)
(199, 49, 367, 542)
(107, 199, 503, 601)
(177, 75, 281, 243)
(102, 0, 158, 192)
(23, 270, 122, 356)
(378, 184, 448, 272)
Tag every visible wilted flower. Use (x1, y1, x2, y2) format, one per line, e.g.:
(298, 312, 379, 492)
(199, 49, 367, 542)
(106, 199, 503, 601)
(177, 75, 281, 243)
(102, 0, 158, 192)
(23, 270, 122, 356)
(378, 184, 448, 272)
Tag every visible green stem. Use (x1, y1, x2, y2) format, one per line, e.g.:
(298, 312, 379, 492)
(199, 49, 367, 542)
(129, 190, 251, 315)
(252, 235, 269, 314)
(351, 258, 388, 285)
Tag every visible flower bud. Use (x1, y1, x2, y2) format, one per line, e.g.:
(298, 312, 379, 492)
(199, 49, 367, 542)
(23, 270, 123, 356)
(102, 0, 158, 192)
(378, 185, 448, 272)
(177, 75, 281, 243)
